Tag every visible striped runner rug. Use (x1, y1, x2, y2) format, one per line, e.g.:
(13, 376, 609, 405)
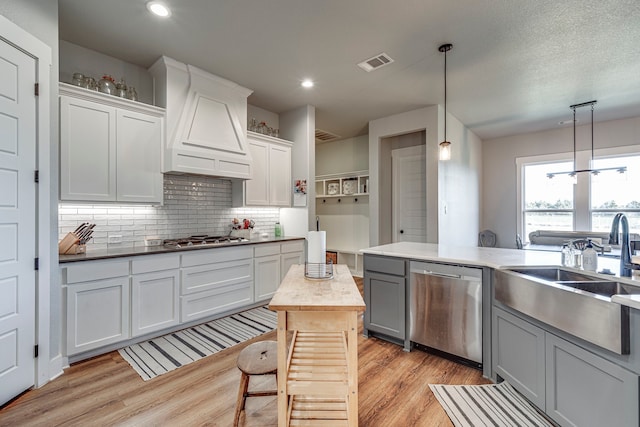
(429, 382, 555, 427)
(118, 306, 277, 381)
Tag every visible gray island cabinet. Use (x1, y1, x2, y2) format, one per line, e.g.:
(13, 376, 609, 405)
(363, 254, 409, 349)
(493, 304, 639, 427)
(361, 242, 640, 427)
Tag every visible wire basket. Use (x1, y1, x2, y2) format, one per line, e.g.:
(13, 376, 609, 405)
(304, 260, 334, 280)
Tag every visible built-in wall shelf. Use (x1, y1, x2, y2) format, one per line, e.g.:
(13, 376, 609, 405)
(315, 171, 369, 198)
(327, 249, 363, 277)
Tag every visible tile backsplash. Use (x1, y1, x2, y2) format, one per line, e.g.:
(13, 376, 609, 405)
(58, 174, 281, 250)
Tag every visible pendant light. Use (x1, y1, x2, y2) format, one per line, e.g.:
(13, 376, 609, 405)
(438, 43, 453, 161)
(546, 100, 626, 179)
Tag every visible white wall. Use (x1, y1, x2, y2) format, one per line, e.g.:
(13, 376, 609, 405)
(279, 105, 315, 237)
(482, 115, 640, 248)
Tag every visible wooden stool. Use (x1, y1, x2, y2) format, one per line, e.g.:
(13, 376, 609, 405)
(233, 340, 278, 427)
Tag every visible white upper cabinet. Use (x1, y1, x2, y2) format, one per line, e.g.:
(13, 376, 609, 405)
(234, 131, 292, 207)
(116, 109, 163, 203)
(245, 138, 270, 205)
(59, 83, 164, 203)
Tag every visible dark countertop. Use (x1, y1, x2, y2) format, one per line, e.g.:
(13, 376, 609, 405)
(59, 236, 306, 263)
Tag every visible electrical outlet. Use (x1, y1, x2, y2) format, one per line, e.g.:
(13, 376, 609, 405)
(108, 235, 123, 244)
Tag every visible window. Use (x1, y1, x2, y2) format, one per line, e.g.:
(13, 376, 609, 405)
(591, 154, 640, 233)
(517, 147, 640, 243)
(521, 160, 574, 240)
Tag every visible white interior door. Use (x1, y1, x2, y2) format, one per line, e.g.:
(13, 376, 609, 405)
(392, 145, 426, 243)
(0, 38, 37, 405)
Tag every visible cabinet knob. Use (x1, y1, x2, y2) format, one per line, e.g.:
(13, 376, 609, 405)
(400, 230, 404, 234)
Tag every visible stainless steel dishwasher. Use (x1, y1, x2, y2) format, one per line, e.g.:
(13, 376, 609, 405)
(409, 261, 482, 367)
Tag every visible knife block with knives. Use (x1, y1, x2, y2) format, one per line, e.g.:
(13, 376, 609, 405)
(59, 222, 95, 255)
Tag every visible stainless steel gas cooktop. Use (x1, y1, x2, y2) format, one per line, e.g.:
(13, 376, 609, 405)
(163, 235, 248, 249)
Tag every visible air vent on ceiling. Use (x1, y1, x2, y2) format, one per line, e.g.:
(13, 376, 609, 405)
(315, 129, 341, 143)
(357, 52, 394, 72)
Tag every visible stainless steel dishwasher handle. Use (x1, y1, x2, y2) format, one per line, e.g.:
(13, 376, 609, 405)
(419, 270, 462, 279)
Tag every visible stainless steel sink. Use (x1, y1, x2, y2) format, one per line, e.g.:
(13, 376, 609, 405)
(508, 267, 599, 282)
(562, 281, 639, 297)
(494, 267, 633, 354)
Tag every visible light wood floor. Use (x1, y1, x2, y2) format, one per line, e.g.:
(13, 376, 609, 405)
(0, 278, 490, 426)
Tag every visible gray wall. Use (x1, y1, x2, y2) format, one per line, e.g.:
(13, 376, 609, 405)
(316, 135, 368, 176)
(482, 115, 640, 248)
(0, 0, 61, 363)
(279, 105, 316, 237)
(59, 40, 154, 105)
(316, 135, 370, 252)
(438, 108, 483, 247)
(369, 106, 482, 247)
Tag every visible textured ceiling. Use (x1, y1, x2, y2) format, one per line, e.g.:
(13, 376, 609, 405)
(58, 0, 640, 141)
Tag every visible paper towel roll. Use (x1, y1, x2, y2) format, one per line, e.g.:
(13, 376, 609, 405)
(307, 231, 326, 264)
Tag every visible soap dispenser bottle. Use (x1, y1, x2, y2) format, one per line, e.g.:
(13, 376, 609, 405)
(582, 239, 598, 272)
(561, 244, 573, 267)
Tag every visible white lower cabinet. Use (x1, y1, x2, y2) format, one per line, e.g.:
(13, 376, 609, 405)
(180, 246, 254, 323)
(254, 244, 281, 302)
(280, 240, 304, 280)
(62, 240, 304, 359)
(65, 259, 130, 356)
(493, 306, 639, 427)
(131, 254, 180, 337)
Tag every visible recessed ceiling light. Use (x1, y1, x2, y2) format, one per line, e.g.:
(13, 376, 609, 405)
(147, 1, 171, 17)
(558, 119, 578, 125)
(301, 79, 314, 88)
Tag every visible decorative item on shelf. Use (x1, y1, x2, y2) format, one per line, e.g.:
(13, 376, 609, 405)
(327, 182, 340, 195)
(326, 251, 338, 265)
(342, 179, 357, 195)
(115, 78, 128, 98)
(98, 74, 117, 95)
(126, 85, 138, 101)
(71, 72, 85, 86)
(438, 43, 453, 161)
(83, 76, 97, 91)
(248, 119, 280, 138)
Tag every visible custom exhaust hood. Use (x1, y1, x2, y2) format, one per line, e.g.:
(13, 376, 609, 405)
(148, 56, 254, 179)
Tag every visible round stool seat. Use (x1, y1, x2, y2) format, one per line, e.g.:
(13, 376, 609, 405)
(237, 340, 278, 375)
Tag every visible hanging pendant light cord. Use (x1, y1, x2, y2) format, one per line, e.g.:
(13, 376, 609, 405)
(444, 47, 447, 142)
(591, 103, 594, 165)
(572, 106, 576, 171)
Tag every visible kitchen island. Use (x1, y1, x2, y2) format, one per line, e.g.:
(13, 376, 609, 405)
(361, 242, 640, 427)
(269, 264, 365, 427)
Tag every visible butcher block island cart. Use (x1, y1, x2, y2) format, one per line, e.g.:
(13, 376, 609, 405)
(268, 264, 366, 427)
